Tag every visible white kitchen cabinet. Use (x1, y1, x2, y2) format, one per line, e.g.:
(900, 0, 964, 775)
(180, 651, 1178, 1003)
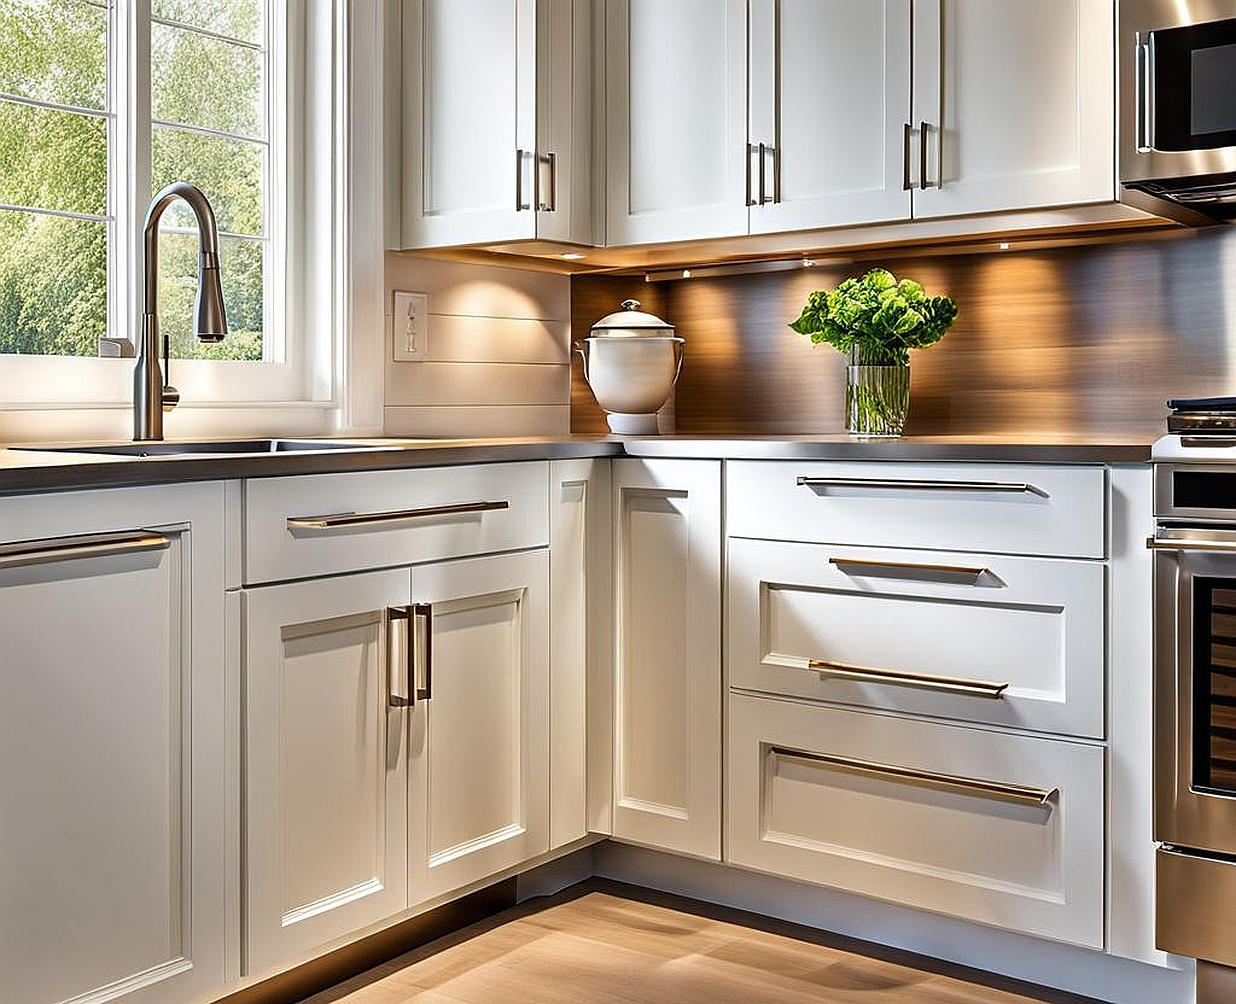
(401, 0, 593, 248)
(911, 0, 1115, 217)
(243, 570, 411, 977)
(409, 550, 550, 901)
(549, 459, 614, 846)
(728, 692, 1106, 948)
(611, 459, 722, 860)
(0, 484, 227, 1004)
(748, 0, 912, 233)
(604, 0, 749, 245)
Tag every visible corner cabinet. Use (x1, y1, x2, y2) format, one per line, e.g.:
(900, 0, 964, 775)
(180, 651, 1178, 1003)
(400, 0, 593, 249)
(0, 484, 227, 1004)
(610, 459, 722, 860)
(911, 0, 1115, 217)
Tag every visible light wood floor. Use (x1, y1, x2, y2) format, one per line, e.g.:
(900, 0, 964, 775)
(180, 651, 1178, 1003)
(300, 885, 1096, 1004)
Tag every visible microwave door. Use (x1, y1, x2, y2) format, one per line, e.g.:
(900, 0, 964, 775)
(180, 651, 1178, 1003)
(1150, 19, 1236, 153)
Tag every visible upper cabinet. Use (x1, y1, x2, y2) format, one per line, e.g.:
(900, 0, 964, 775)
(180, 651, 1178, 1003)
(400, 0, 593, 249)
(747, 0, 913, 234)
(604, 0, 750, 245)
(911, 0, 1115, 219)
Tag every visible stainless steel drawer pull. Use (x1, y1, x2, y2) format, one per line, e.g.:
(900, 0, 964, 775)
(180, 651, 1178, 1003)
(0, 530, 170, 570)
(288, 500, 510, 532)
(828, 556, 991, 584)
(772, 747, 1056, 807)
(386, 606, 413, 709)
(797, 476, 1048, 498)
(413, 602, 433, 701)
(784, 655, 1008, 699)
(1146, 536, 1236, 553)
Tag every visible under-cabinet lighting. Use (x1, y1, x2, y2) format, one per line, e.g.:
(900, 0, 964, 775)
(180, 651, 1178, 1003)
(802, 259, 817, 268)
(562, 252, 586, 260)
(682, 269, 692, 278)
(998, 242, 1012, 251)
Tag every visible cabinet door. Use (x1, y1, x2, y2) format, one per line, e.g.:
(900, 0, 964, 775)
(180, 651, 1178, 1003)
(611, 460, 722, 860)
(409, 550, 550, 902)
(749, 0, 912, 233)
(0, 485, 226, 1004)
(912, 0, 1115, 218)
(244, 570, 410, 976)
(402, 0, 537, 247)
(605, 0, 749, 245)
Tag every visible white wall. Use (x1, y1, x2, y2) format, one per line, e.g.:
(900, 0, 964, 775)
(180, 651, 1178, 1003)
(383, 255, 572, 438)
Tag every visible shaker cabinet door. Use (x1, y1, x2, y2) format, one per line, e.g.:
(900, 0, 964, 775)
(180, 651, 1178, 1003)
(749, 0, 913, 234)
(244, 570, 411, 976)
(911, 0, 1115, 218)
(605, 0, 750, 245)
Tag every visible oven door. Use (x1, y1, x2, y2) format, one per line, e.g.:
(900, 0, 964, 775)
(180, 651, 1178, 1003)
(1153, 526, 1236, 854)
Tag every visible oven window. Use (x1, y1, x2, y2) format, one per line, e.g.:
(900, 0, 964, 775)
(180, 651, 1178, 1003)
(1173, 471, 1236, 509)
(1192, 44, 1236, 136)
(1194, 580, 1236, 794)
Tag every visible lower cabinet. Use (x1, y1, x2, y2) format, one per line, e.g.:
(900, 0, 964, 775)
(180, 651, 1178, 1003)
(610, 459, 723, 860)
(244, 549, 549, 975)
(0, 484, 227, 1004)
(727, 691, 1105, 949)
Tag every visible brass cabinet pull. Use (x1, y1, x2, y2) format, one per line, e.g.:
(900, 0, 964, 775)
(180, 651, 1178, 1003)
(0, 530, 170, 570)
(413, 602, 433, 701)
(828, 556, 991, 584)
(772, 747, 1056, 806)
(797, 476, 1048, 498)
(288, 500, 510, 533)
(1146, 536, 1236, 553)
(782, 654, 1008, 699)
(386, 606, 413, 708)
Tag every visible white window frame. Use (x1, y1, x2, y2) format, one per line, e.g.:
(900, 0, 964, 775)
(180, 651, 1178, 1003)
(0, 0, 341, 412)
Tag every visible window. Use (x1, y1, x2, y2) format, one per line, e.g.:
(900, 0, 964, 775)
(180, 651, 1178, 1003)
(0, 0, 342, 406)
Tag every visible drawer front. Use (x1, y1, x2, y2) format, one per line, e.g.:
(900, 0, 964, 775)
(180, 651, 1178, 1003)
(728, 538, 1105, 738)
(727, 461, 1106, 558)
(727, 693, 1105, 949)
(244, 462, 549, 584)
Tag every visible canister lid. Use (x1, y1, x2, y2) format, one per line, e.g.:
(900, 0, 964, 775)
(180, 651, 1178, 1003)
(590, 299, 675, 337)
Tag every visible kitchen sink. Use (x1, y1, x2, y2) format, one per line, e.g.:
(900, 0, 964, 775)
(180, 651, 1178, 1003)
(14, 438, 408, 458)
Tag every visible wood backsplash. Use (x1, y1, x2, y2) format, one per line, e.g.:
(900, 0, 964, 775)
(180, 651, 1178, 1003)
(570, 227, 1236, 438)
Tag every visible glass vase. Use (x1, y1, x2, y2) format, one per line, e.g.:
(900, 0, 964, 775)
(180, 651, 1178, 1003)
(846, 348, 910, 437)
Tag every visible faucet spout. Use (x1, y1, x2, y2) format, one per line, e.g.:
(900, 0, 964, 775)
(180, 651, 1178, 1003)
(134, 181, 228, 441)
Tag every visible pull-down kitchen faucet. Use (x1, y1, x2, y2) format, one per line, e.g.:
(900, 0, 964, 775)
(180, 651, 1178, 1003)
(133, 181, 228, 441)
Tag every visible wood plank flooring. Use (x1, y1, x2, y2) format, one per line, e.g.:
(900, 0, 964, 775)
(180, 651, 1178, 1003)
(300, 884, 1098, 1004)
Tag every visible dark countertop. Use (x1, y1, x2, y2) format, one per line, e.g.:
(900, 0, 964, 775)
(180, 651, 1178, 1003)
(0, 432, 1156, 495)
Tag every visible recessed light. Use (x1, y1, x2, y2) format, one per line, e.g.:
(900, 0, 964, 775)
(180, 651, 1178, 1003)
(802, 259, 817, 268)
(562, 252, 586, 260)
(682, 269, 692, 279)
(998, 242, 1012, 251)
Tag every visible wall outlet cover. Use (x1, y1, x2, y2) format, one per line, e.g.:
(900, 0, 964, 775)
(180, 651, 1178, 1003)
(393, 291, 429, 362)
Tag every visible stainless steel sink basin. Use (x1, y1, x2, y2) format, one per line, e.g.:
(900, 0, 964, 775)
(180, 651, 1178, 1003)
(15, 439, 406, 458)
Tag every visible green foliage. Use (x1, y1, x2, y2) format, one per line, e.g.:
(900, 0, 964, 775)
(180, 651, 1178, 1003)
(0, 0, 264, 362)
(789, 268, 959, 366)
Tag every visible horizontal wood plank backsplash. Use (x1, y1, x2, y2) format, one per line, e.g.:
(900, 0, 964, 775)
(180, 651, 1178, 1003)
(571, 228, 1236, 438)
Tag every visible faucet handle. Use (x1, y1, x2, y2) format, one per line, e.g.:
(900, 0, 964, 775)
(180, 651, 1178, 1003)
(161, 334, 179, 413)
(162, 385, 180, 412)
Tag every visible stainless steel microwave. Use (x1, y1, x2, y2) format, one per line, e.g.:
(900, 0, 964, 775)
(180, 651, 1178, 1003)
(1121, 0, 1236, 221)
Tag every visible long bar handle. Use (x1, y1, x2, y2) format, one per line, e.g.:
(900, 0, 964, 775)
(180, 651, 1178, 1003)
(515, 149, 533, 211)
(782, 655, 1008, 699)
(919, 120, 934, 189)
(0, 530, 170, 570)
(413, 602, 433, 701)
(288, 500, 510, 533)
(828, 556, 991, 584)
(538, 152, 557, 212)
(746, 142, 757, 206)
(1135, 34, 1153, 152)
(1146, 537, 1236, 553)
(759, 143, 778, 204)
(386, 606, 413, 708)
(772, 747, 1056, 806)
(902, 123, 915, 191)
(758, 142, 767, 205)
(797, 476, 1048, 498)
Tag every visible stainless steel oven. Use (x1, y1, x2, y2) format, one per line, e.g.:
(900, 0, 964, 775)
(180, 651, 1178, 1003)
(1121, 0, 1236, 220)
(1151, 463, 1236, 988)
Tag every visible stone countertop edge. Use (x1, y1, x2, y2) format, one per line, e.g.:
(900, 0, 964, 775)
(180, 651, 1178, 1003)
(0, 434, 1156, 495)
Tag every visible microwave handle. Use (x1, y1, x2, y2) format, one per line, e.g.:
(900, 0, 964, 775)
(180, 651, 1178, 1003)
(1136, 33, 1154, 152)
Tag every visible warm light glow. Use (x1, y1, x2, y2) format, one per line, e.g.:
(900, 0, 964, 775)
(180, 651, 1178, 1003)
(998, 242, 1012, 251)
(562, 252, 586, 260)
(682, 269, 692, 279)
(802, 259, 816, 268)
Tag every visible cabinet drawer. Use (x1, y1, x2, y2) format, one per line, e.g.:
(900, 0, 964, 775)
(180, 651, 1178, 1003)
(727, 693, 1105, 949)
(244, 462, 548, 584)
(728, 537, 1104, 738)
(727, 461, 1106, 558)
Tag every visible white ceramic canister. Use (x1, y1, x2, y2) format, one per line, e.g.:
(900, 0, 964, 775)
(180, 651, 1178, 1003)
(576, 299, 684, 435)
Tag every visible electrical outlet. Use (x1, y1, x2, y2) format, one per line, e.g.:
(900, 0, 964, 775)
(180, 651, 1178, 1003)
(392, 291, 429, 361)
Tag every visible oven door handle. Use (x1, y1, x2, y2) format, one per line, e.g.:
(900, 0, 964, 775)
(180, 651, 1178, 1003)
(1146, 537, 1236, 553)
